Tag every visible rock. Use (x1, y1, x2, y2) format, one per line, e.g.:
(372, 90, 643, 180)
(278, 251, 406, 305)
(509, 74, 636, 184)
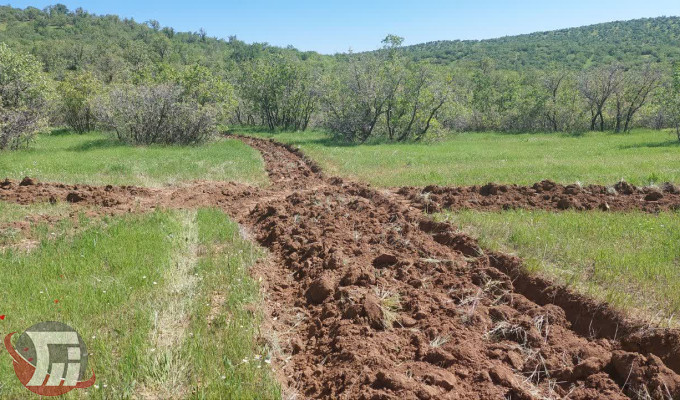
(19, 177, 36, 186)
(66, 192, 85, 203)
(598, 202, 610, 211)
(645, 190, 664, 201)
(305, 276, 334, 304)
(372, 253, 398, 268)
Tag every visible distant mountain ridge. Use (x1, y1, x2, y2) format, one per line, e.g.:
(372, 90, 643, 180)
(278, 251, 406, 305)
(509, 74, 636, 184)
(396, 17, 680, 70)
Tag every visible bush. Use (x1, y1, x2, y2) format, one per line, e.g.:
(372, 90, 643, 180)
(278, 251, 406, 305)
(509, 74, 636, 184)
(0, 108, 45, 150)
(58, 71, 102, 133)
(0, 44, 50, 150)
(96, 84, 217, 145)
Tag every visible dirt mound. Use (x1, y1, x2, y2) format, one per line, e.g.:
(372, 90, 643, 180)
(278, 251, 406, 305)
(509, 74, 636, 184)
(3, 139, 680, 398)
(398, 180, 680, 213)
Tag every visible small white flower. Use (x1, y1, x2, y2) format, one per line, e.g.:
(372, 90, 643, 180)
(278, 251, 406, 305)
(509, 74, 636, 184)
(94, 385, 100, 389)
(220, 375, 226, 380)
(264, 359, 271, 364)
(254, 355, 261, 360)
(150, 348, 156, 352)
(153, 282, 158, 285)
(103, 384, 108, 388)
(91, 336, 96, 339)
(142, 276, 147, 279)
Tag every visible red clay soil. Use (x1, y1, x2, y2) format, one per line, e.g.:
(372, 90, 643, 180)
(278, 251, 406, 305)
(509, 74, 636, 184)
(2, 137, 680, 399)
(397, 181, 680, 214)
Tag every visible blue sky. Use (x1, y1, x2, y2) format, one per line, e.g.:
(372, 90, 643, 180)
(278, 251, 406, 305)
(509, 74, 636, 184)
(6, 1, 680, 53)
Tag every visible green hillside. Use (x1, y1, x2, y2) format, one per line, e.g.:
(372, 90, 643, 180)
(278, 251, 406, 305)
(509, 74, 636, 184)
(400, 17, 680, 69)
(0, 4, 315, 81)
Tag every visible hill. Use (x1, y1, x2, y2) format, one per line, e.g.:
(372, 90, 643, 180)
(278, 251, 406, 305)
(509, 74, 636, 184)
(399, 17, 680, 69)
(0, 4, 315, 80)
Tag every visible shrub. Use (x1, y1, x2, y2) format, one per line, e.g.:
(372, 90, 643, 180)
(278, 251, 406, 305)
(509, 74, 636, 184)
(0, 109, 45, 150)
(96, 84, 217, 145)
(58, 70, 102, 133)
(0, 44, 50, 150)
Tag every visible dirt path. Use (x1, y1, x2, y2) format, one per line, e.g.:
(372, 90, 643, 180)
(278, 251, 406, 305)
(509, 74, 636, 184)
(2, 139, 680, 399)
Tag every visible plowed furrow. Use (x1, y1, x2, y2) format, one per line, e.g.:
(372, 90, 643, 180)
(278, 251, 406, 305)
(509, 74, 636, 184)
(236, 137, 680, 400)
(397, 181, 680, 214)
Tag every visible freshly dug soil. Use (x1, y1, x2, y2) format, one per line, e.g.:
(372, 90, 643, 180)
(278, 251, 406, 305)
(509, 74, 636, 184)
(396, 181, 680, 214)
(2, 138, 680, 399)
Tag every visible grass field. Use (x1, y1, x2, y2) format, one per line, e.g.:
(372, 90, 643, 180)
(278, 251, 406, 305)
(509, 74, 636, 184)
(0, 207, 278, 399)
(249, 129, 680, 187)
(436, 209, 680, 325)
(0, 202, 72, 225)
(0, 131, 268, 187)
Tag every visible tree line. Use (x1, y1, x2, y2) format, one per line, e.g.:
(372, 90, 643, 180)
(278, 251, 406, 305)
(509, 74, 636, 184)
(1, 5, 679, 149)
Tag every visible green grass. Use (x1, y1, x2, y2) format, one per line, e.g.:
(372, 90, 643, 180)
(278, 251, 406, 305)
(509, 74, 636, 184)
(0, 208, 278, 399)
(0, 131, 268, 187)
(436, 209, 680, 325)
(0, 201, 72, 225)
(248, 129, 680, 187)
(185, 208, 280, 399)
(0, 201, 75, 249)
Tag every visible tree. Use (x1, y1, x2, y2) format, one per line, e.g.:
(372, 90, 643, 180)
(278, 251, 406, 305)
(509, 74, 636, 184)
(237, 56, 319, 131)
(178, 65, 237, 123)
(543, 70, 568, 132)
(580, 65, 623, 131)
(613, 66, 661, 133)
(385, 63, 450, 141)
(542, 70, 587, 132)
(666, 65, 680, 141)
(323, 52, 389, 142)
